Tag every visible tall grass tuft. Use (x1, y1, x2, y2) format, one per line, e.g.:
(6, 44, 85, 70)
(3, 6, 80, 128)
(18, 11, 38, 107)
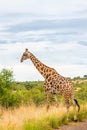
(45, 114, 67, 129)
(23, 119, 52, 130)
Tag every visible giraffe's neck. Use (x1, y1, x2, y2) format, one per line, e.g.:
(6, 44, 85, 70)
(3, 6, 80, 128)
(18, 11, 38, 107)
(29, 52, 53, 78)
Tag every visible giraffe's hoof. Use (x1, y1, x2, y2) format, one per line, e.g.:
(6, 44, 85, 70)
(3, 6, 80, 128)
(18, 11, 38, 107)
(74, 119, 78, 122)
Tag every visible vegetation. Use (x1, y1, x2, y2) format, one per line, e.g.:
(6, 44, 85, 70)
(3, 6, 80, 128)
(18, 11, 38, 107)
(0, 68, 87, 108)
(0, 68, 87, 130)
(0, 104, 87, 130)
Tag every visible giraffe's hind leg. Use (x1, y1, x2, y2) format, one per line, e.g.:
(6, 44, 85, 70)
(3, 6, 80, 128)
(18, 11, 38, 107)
(53, 94, 59, 107)
(72, 99, 77, 121)
(65, 99, 70, 121)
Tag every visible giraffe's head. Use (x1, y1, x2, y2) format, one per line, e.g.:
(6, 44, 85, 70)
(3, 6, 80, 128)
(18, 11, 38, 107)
(20, 48, 30, 62)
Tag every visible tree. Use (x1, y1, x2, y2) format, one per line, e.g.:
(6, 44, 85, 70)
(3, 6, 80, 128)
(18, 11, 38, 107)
(0, 68, 16, 108)
(0, 68, 14, 89)
(0, 68, 14, 82)
(83, 75, 87, 78)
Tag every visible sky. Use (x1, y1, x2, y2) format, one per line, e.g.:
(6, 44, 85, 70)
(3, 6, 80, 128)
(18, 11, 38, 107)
(0, 0, 87, 81)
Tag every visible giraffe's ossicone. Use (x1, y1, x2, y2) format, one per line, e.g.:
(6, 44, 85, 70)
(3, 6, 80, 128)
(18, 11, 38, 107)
(20, 48, 80, 121)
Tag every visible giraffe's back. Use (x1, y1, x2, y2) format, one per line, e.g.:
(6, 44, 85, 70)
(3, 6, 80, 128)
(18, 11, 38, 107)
(45, 69, 74, 99)
(56, 77, 74, 97)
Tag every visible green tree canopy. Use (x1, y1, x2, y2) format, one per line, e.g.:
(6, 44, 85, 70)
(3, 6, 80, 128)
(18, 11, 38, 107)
(0, 68, 14, 82)
(84, 75, 87, 78)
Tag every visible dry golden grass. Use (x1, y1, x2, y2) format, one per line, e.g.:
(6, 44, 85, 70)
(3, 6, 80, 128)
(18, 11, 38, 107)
(0, 104, 66, 130)
(0, 104, 87, 130)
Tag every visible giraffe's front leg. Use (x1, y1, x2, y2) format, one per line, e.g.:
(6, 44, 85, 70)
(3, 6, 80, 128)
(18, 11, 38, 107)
(44, 81, 51, 111)
(46, 91, 50, 111)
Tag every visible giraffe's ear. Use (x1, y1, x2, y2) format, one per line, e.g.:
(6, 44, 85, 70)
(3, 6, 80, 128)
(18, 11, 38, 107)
(25, 48, 28, 52)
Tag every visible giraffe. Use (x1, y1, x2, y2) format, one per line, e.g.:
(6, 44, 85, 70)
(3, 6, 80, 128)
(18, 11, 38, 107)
(20, 48, 80, 121)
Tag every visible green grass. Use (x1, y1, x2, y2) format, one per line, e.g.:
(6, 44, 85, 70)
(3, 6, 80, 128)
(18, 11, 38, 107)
(23, 120, 52, 130)
(45, 115, 67, 129)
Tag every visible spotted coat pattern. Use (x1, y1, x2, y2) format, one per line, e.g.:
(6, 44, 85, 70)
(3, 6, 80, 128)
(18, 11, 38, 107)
(20, 49, 79, 121)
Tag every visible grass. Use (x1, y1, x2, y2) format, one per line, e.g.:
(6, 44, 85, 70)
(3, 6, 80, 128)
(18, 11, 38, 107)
(0, 103, 87, 130)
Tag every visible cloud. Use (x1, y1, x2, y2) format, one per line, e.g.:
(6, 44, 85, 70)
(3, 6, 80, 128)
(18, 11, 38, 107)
(0, 0, 87, 16)
(0, 41, 87, 81)
(0, 14, 87, 47)
(0, 0, 87, 81)
(55, 64, 87, 79)
(78, 41, 87, 46)
(0, 12, 86, 44)
(12, 63, 44, 81)
(3, 17, 87, 33)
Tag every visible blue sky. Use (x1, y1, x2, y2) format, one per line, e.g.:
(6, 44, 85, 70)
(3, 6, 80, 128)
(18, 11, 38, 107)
(0, 0, 87, 81)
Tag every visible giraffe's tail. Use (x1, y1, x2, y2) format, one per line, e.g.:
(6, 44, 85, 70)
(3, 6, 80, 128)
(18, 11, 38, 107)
(74, 99, 80, 112)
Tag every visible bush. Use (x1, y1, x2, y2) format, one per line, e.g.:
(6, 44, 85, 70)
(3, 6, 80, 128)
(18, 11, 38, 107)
(0, 90, 22, 108)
